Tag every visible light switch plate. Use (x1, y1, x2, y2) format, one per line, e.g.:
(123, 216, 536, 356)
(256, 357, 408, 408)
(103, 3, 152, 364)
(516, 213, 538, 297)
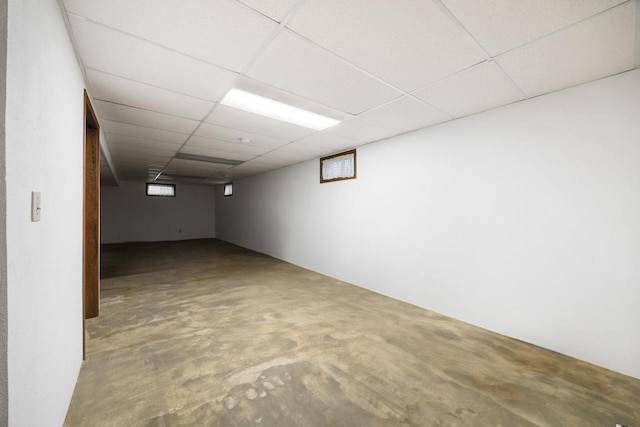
(31, 191, 41, 222)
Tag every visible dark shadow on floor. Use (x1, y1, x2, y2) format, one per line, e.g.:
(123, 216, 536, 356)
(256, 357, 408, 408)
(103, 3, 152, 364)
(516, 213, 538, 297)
(100, 238, 267, 279)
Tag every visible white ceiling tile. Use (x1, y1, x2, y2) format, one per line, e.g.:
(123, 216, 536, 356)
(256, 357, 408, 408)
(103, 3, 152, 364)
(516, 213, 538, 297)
(237, 0, 298, 22)
(62, 0, 278, 71)
(113, 159, 151, 167)
(146, 166, 170, 174)
(201, 176, 234, 185)
(206, 105, 315, 141)
(212, 167, 262, 181)
(109, 151, 174, 164)
(107, 134, 182, 152)
(110, 158, 171, 172)
(443, 0, 626, 56)
(226, 162, 274, 173)
(110, 155, 171, 166)
(113, 161, 161, 169)
(94, 101, 200, 134)
(185, 136, 270, 156)
(103, 121, 189, 144)
(243, 156, 297, 167)
(414, 61, 524, 118)
(294, 133, 362, 151)
(68, 16, 238, 101)
(256, 150, 314, 163)
(87, 69, 214, 120)
(495, 3, 636, 98)
(287, 0, 486, 92)
(114, 153, 171, 170)
(278, 142, 334, 157)
(233, 159, 280, 168)
(326, 117, 399, 143)
(110, 157, 167, 167)
(179, 146, 256, 162)
(217, 172, 254, 181)
(165, 158, 232, 177)
(111, 163, 170, 178)
(156, 176, 209, 185)
(194, 122, 290, 150)
(360, 96, 452, 133)
(247, 29, 402, 114)
(108, 143, 175, 156)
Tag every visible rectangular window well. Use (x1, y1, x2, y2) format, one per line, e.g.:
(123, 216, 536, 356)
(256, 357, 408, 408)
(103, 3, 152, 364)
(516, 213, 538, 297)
(320, 149, 356, 183)
(146, 183, 176, 197)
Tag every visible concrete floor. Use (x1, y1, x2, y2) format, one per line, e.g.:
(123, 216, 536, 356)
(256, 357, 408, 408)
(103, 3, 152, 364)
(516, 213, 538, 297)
(65, 239, 639, 426)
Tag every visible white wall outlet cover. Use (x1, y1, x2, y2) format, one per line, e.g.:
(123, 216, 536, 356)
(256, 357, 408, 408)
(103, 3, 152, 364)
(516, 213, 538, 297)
(31, 191, 41, 222)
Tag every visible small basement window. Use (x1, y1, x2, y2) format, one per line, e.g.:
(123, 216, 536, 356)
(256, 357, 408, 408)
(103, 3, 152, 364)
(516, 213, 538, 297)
(146, 183, 176, 197)
(320, 149, 356, 183)
(224, 183, 233, 197)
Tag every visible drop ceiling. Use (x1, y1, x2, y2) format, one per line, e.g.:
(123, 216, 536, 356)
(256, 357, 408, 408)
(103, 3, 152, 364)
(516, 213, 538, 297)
(59, 0, 639, 185)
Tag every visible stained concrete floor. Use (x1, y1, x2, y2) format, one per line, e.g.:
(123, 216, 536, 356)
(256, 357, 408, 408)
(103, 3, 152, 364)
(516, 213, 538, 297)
(65, 239, 640, 426)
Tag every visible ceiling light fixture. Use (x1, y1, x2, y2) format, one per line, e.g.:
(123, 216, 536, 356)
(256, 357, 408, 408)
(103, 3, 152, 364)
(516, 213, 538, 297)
(221, 88, 340, 131)
(175, 152, 243, 166)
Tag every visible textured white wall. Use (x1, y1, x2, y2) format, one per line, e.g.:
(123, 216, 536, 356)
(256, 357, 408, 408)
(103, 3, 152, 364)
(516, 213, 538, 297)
(101, 181, 216, 244)
(5, 0, 85, 424)
(0, 0, 8, 423)
(216, 69, 640, 380)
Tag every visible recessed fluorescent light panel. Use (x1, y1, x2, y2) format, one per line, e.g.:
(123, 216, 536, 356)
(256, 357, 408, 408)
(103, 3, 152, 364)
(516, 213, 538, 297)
(221, 89, 340, 131)
(175, 152, 243, 166)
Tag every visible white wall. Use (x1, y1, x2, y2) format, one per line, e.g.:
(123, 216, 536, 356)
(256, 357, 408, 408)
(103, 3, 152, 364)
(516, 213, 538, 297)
(101, 180, 216, 244)
(5, 0, 86, 425)
(0, 0, 8, 423)
(216, 69, 640, 380)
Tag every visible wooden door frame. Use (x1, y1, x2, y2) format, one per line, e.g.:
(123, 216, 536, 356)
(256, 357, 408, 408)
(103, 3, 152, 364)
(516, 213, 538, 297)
(83, 90, 100, 356)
